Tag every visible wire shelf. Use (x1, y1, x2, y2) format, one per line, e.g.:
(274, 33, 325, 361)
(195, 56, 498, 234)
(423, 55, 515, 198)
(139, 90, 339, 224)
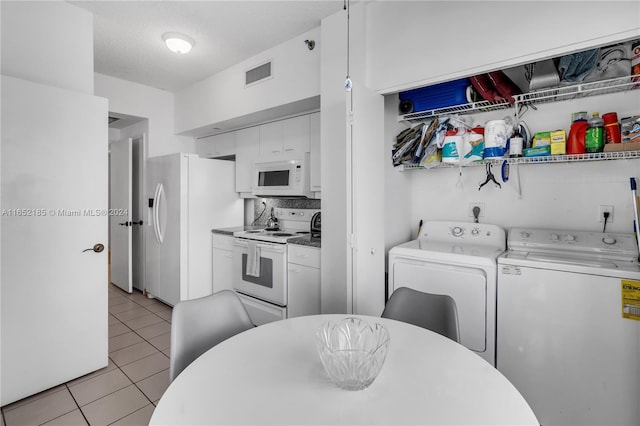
(514, 76, 640, 106)
(397, 76, 639, 124)
(398, 99, 511, 122)
(397, 150, 640, 170)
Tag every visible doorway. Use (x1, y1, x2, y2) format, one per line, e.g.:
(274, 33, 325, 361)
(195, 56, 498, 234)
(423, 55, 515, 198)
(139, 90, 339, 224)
(108, 112, 148, 292)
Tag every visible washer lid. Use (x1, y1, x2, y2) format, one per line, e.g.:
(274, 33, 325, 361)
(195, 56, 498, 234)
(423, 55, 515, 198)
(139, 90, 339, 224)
(508, 227, 639, 262)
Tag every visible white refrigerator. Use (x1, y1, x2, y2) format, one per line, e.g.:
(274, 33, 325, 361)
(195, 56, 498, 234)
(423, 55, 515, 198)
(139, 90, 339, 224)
(146, 153, 243, 306)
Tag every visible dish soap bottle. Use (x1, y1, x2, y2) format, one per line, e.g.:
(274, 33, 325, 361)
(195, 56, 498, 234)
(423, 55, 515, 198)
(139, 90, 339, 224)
(585, 112, 604, 153)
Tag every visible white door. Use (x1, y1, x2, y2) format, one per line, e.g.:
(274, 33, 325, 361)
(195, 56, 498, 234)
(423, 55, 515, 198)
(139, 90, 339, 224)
(109, 138, 133, 293)
(1, 75, 109, 405)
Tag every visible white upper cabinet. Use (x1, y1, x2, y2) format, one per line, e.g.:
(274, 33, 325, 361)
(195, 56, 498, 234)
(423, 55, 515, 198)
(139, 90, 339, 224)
(283, 114, 310, 153)
(259, 115, 310, 159)
(196, 132, 236, 158)
(309, 112, 321, 193)
(258, 120, 283, 157)
(365, 1, 640, 94)
(235, 126, 260, 194)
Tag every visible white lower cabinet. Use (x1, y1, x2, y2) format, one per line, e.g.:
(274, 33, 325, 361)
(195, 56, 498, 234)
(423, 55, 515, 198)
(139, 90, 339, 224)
(211, 233, 234, 293)
(287, 244, 321, 318)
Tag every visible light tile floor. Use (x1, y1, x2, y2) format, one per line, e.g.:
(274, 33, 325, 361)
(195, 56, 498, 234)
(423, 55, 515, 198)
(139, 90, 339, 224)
(1, 285, 173, 426)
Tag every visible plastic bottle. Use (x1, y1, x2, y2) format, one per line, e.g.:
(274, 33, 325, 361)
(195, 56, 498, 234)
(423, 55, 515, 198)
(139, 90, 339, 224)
(585, 112, 604, 153)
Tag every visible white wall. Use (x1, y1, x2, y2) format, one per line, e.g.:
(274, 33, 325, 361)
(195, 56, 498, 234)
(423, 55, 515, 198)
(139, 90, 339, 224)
(320, 3, 386, 316)
(366, 1, 640, 94)
(95, 73, 193, 158)
(350, 4, 386, 316)
(396, 90, 640, 235)
(175, 28, 321, 136)
(320, 11, 349, 314)
(0, 1, 94, 94)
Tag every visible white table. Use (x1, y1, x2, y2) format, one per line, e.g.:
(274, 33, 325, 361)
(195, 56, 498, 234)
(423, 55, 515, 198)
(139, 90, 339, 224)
(151, 315, 538, 425)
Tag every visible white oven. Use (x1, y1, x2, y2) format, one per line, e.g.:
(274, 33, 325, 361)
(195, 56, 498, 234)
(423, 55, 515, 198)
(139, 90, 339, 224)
(232, 238, 288, 324)
(252, 154, 310, 198)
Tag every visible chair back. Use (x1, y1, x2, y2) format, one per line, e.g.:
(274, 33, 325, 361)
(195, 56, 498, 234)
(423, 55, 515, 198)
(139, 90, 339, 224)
(382, 287, 460, 342)
(170, 290, 254, 382)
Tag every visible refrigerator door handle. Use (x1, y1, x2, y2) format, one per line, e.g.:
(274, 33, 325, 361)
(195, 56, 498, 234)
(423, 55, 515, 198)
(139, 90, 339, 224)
(153, 183, 166, 243)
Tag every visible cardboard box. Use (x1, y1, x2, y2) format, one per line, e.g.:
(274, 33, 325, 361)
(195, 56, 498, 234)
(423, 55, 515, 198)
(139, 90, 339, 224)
(533, 132, 550, 147)
(551, 141, 566, 155)
(603, 141, 640, 152)
(550, 130, 566, 144)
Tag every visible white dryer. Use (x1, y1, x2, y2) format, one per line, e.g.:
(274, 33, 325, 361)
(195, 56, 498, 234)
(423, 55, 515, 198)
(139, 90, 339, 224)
(388, 221, 506, 365)
(497, 227, 640, 426)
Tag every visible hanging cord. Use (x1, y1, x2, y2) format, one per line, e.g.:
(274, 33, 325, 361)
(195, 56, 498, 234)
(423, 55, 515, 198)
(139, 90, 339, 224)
(603, 211, 610, 232)
(344, 0, 352, 91)
(251, 202, 267, 226)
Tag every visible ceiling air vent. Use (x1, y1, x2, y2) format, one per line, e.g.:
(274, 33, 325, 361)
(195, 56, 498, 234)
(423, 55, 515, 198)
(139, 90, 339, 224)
(245, 61, 272, 86)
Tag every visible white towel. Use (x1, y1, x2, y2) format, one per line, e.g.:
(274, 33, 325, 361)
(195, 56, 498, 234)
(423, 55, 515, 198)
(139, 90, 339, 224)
(246, 241, 261, 277)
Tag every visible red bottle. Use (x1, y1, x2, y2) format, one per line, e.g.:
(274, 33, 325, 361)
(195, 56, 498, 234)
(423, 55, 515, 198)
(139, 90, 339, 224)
(602, 112, 621, 144)
(567, 121, 589, 154)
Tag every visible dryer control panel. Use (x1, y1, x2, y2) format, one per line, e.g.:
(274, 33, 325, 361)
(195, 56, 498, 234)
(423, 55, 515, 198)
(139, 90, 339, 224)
(418, 221, 506, 250)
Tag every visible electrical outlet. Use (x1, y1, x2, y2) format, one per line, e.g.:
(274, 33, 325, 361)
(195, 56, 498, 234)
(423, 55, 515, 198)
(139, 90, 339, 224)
(468, 202, 485, 218)
(599, 205, 614, 223)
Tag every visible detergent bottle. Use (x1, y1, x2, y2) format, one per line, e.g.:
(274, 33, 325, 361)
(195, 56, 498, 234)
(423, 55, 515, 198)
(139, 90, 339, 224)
(585, 112, 604, 153)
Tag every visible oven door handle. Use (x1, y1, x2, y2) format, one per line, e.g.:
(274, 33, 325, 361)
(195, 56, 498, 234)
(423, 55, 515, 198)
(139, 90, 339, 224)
(233, 239, 286, 253)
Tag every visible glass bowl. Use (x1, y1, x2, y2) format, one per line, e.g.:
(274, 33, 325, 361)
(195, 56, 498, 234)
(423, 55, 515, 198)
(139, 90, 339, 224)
(316, 317, 390, 391)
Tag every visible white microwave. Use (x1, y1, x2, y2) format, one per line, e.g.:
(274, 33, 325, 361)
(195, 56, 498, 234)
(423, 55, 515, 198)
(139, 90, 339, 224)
(252, 154, 311, 198)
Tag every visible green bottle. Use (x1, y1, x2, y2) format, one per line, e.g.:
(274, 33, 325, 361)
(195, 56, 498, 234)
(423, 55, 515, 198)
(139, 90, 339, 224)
(585, 112, 604, 153)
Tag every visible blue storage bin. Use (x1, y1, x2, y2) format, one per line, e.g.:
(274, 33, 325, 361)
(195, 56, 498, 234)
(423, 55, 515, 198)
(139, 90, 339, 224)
(399, 78, 470, 113)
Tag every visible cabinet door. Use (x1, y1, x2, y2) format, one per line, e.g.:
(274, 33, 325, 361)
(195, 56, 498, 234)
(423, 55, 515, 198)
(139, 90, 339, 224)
(235, 126, 260, 193)
(287, 262, 321, 318)
(309, 112, 321, 192)
(259, 120, 283, 157)
(212, 247, 234, 293)
(196, 132, 235, 158)
(283, 114, 310, 154)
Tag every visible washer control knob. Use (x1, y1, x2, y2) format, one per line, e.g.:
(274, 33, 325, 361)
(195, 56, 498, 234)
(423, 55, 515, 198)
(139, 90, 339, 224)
(550, 233, 559, 241)
(452, 226, 464, 237)
(471, 228, 480, 236)
(602, 236, 617, 245)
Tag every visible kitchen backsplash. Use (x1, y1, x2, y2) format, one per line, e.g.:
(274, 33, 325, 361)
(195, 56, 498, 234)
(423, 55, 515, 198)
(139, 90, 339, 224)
(251, 198, 321, 227)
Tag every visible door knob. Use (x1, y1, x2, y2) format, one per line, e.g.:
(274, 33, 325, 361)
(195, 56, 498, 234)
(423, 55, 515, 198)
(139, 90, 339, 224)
(131, 220, 143, 226)
(119, 221, 131, 226)
(83, 243, 104, 253)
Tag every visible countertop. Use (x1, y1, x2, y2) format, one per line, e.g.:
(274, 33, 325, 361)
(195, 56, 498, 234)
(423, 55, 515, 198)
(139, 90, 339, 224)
(211, 226, 260, 236)
(211, 227, 321, 248)
(287, 234, 321, 248)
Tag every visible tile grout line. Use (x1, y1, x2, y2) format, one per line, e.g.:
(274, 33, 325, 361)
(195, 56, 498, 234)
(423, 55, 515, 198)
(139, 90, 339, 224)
(63, 382, 91, 426)
(2, 287, 170, 426)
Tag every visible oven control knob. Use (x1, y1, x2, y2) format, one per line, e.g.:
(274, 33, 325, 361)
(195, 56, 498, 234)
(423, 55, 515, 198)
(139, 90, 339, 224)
(566, 234, 576, 242)
(550, 233, 559, 241)
(520, 231, 531, 239)
(452, 226, 464, 237)
(602, 236, 617, 245)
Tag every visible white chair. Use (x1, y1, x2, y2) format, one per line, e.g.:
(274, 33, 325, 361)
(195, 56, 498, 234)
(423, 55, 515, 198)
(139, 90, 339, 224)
(170, 290, 254, 382)
(382, 287, 460, 342)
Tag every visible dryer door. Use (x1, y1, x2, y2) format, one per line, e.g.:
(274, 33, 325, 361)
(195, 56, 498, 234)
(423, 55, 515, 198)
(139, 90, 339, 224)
(391, 258, 488, 354)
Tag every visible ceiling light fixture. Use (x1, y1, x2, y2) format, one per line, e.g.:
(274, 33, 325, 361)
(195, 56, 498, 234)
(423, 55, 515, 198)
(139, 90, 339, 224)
(162, 32, 194, 54)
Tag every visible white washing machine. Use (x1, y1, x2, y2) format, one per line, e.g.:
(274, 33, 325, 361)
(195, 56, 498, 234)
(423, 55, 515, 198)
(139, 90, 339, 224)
(497, 227, 640, 426)
(388, 221, 506, 366)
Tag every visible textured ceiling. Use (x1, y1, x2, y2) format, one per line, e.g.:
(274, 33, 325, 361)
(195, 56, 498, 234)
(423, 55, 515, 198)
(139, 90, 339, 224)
(71, 1, 346, 92)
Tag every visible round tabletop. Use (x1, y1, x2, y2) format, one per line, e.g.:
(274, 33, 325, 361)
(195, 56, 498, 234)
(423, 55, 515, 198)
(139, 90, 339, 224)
(151, 315, 538, 425)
